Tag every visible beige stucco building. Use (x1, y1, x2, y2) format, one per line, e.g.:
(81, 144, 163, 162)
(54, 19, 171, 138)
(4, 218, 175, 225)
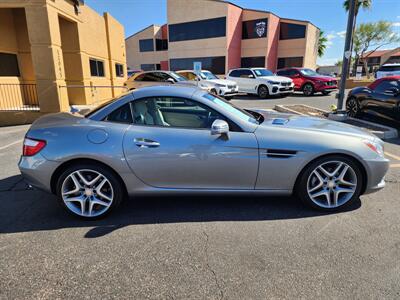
(126, 0, 319, 75)
(0, 0, 127, 125)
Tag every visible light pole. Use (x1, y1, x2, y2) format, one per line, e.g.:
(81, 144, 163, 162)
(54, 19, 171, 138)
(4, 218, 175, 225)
(334, 0, 357, 119)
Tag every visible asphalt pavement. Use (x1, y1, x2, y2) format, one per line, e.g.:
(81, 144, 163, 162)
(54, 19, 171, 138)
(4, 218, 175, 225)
(1, 96, 400, 299)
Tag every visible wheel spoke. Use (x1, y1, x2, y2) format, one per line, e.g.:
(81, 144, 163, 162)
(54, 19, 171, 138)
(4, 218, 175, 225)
(87, 174, 102, 187)
(65, 195, 87, 215)
(331, 162, 343, 177)
(309, 171, 324, 193)
(76, 171, 91, 186)
(317, 166, 331, 177)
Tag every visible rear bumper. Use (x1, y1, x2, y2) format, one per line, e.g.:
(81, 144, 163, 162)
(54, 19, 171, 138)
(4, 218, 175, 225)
(18, 153, 60, 193)
(363, 157, 390, 194)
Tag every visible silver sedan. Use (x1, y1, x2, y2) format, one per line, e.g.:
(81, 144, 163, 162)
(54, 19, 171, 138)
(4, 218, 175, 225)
(19, 86, 389, 219)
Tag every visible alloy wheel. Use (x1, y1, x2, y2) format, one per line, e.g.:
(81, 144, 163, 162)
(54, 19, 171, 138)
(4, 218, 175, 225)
(303, 84, 313, 96)
(61, 169, 114, 217)
(307, 161, 357, 209)
(346, 98, 359, 117)
(258, 86, 268, 98)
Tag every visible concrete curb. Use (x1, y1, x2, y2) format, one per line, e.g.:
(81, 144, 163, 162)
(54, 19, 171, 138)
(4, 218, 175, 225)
(273, 104, 398, 140)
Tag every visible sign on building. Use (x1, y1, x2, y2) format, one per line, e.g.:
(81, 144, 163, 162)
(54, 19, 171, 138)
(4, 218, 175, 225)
(193, 62, 202, 75)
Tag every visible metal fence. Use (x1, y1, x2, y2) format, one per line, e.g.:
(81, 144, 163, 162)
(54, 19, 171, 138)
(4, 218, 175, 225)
(0, 83, 39, 111)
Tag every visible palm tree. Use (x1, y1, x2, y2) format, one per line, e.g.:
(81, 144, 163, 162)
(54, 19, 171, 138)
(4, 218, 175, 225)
(318, 30, 328, 57)
(343, 0, 372, 76)
(343, 0, 372, 15)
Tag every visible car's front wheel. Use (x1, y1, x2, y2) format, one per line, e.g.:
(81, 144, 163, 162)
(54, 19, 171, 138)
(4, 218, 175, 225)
(346, 97, 360, 117)
(257, 85, 269, 98)
(297, 155, 363, 211)
(302, 83, 314, 96)
(321, 91, 331, 96)
(56, 163, 124, 219)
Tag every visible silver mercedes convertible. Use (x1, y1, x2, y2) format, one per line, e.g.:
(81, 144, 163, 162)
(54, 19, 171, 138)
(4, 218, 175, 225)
(19, 86, 389, 219)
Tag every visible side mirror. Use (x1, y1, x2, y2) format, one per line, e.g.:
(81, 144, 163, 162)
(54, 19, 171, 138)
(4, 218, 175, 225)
(384, 87, 399, 96)
(292, 73, 300, 78)
(166, 78, 175, 84)
(211, 119, 229, 136)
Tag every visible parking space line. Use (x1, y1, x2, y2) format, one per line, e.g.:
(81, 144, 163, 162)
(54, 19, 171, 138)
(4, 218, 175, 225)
(385, 152, 400, 161)
(0, 140, 23, 151)
(390, 164, 400, 168)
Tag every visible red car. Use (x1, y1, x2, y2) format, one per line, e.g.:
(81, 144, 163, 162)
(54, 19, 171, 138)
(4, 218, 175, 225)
(277, 68, 338, 96)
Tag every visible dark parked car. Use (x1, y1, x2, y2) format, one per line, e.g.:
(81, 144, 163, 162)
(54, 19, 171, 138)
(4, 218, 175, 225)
(277, 68, 338, 96)
(346, 76, 400, 124)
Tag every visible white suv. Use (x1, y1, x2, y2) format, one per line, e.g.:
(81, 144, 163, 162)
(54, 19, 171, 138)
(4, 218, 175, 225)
(177, 70, 239, 100)
(226, 68, 294, 98)
(376, 64, 400, 79)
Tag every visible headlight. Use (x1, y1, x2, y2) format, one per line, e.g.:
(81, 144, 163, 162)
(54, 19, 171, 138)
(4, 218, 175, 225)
(267, 81, 280, 85)
(215, 83, 226, 88)
(363, 140, 384, 157)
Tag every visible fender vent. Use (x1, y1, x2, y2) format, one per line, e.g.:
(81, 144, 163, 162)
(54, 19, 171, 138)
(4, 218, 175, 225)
(266, 149, 297, 158)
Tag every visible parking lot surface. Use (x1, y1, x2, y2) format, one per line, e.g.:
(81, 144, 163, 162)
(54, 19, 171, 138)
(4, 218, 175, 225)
(1, 94, 400, 299)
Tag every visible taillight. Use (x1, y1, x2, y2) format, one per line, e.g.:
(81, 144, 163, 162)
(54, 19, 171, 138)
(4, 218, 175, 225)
(23, 138, 46, 156)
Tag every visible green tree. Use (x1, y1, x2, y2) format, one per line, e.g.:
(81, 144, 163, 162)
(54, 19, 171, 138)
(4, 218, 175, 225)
(353, 21, 400, 78)
(343, 0, 372, 15)
(318, 30, 328, 57)
(343, 0, 372, 76)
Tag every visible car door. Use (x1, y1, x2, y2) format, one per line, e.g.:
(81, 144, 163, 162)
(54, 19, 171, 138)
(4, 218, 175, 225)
(234, 69, 256, 93)
(287, 69, 303, 89)
(368, 79, 399, 120)
(123, 96, 259, 189)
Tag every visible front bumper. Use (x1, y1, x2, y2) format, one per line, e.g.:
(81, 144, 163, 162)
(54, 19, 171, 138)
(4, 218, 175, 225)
(218, 86, 239, 97)
(363, 157, 390, 194)
(270, 84, 294, 95)
(18, 153, 61, 193)
(315, 84, 338, 92)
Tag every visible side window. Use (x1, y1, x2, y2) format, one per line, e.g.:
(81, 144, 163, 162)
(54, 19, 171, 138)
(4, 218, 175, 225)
(288, 70, 298, 76)
(131, 97, 226, 129)
(186, 72, 197, 80)
(375, 80, 399, 93)
(240, 69, 253, 78)
(134, 73, 145, 81)
(141, 73, 161, 81)
(277, 70, 287, 76)
(229, 70, 241, 78)
(105, 103, 133, 124)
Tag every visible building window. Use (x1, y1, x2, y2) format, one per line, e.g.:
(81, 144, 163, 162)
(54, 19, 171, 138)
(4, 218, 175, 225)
(242, 18, 268, 39)
(367, 57, 380, 65)
(169, 56, 225, 74)
(89, 58, 105, 77)
(241, 57, 266, 68)
(139, 39, 154, 52)
(140, 64, 156, 71)
(0, 53, 20, 77)
(156, 39, 168, 51)
(115, 63, 124, 77)
(169, 17, 226, 42)
(277, 57, 304, 69)
(156, 64, 161, 70)
(279, 22, 306, 40)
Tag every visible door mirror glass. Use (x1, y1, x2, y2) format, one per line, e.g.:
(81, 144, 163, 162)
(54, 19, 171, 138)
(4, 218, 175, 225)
(166, 78, 175, 84)
(211, 119, 229, 135)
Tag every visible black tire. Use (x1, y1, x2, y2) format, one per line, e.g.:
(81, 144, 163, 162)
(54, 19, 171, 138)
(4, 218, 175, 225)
(302, 83, 314, 96)
(346, 97, 360, 117)
(56, 163, 124, 219)
(296, 155, 363, 212)
(224, 96, 233, 100)
(257, 85, 269, 99)
(322, 91, 331, 96)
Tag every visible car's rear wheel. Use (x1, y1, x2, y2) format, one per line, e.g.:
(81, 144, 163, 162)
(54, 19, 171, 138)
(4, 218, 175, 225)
(56, 163, 124, 219)
(257, 85, 269, 98)
(346, 97, 360, 117)
(302, 83, 314, 96)
(297, 155, 363, 211)
(224, 96, 233, 100)
(322, 91, 331, 96)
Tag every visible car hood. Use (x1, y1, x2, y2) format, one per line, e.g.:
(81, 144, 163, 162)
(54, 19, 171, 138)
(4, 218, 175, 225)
(257, 75, 292, 83)
(254, 110, 376, 140)
(205, 79, 237, 86)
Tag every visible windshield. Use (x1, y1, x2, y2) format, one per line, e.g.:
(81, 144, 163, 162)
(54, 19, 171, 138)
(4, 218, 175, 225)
(200, 71, 218, 80)
(253, 69, 274, 77)
(169, 72, 187, 82)
(300, 69, 320, 76)
(202, 93, 259, 125)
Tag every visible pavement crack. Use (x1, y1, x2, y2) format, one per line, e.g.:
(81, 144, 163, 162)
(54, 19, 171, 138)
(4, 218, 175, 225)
(202, 230, 224, 300)
(0, 177, 27, 193)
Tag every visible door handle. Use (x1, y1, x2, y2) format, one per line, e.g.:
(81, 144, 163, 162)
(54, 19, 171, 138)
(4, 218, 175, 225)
(134, 138, 160, 148)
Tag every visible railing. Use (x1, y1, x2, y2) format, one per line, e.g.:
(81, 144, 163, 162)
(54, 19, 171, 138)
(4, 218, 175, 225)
(59, 85, 129, 107)
(0, 84, 39, 111)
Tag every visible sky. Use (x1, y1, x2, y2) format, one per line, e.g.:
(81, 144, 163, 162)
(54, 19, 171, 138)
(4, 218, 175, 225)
(86, 0, 400, 66)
